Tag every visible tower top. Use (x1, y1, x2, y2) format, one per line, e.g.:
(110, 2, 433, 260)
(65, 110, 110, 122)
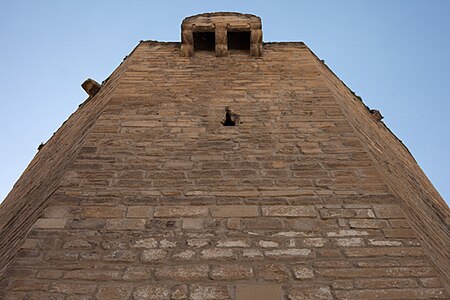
(181, 12, 262, 57)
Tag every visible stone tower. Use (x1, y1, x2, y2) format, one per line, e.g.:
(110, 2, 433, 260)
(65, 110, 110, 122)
(0, 12, 449, 300)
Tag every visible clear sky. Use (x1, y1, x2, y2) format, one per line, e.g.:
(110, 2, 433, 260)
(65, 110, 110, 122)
(0, 0, 449, 205)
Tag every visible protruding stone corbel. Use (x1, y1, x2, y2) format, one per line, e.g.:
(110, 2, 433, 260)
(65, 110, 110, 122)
(81, 79, 101, 97)
(370, 109, 384, 121)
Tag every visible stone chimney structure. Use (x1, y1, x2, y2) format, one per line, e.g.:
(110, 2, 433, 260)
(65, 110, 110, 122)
(181, 12, 262, 57)
(0, 12, 449, 300)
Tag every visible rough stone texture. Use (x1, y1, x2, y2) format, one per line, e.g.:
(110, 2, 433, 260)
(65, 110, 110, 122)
(134, 285, 170, 300)
(211, 265, 253, 280)
(288, 285, 333, 300)
(292, 265, 315, 280)
(190, 285, 230, 300)
(312, 46, 450, 291)
(96, 284, 132, 300)
(0, 12, 449, 300)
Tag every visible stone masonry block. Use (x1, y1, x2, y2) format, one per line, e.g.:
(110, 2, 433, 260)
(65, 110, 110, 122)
(348, 219, 388, 229)
(51, 282, 97, 294)
(134, 285, 170, 300)
(373, 205, 405, 219)
(172, 285, 188, 299)
(262, 206, 317, 217)
(420, 277, 443, 288)
(65, 219, 106, 229)
(368, 239, 402, 246)
(287, 219, 320, 231)
(316, 266, 435, 278)
(107, 219, 147, 230)
(64, 270, 122, 280)
(201, 248, 235, 260)
(292, 265, 315, 280)
(7, 279, 50, 292)
(334, 288, 447, 299)
(155, 265, 209, 281)
(154, 206, 208, 217)
(216, 239, 251, 248)
(287, 285, 333, 300)
(33, 218, 66, 229)
(302, 238, 327, 248)
(182, 218, 204, 230)
(36, 270, 63, 279)
(63, 239, 94, 249)
(127, 206, 153, 218)
(141, 249, 168, 262)
(260, 190, 315, 197)
(20, 239, 39, 249)
(354, 278, 417, 289)
(332, 280, 354, 290)
(390, 219, 411, 228)
(44, 251, 78, 262)
(265, 249, 312, 259)
(256, 263, 290, 282)
(326, 230, 370, 237)
(344, 247, 425, 257)
(242, 249, 264, 259)
(173, 249, 196, 260)
(163, 161, 194, 169)
(159, 239, 177, 248)
(227, 218, 241, 229)
(190, 285, 230, 300)
(335, 238, 365, 247)
(123, 267, 151, 281)
(83, 206, 125, 218)
(236, 284, 282, 300)
(383, 229, 416, 238)
(319, 209, 375, 219)
(211, 265, 253, 280)
(259, 240, 280, 248)
(187, 239, 210, 248)
(96, 284, 132, 300)
(243, 218, 284, 230)
(103, 250, 137, 262)
(211, 206, 259, 217)
(122, 219, 146, 230)
(42, 205, 70, 218)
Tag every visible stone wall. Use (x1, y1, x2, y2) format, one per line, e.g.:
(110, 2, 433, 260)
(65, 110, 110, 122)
(0, 43, 139, 285)
(312, 48, 450, 292)
(0, 42, 448, 299)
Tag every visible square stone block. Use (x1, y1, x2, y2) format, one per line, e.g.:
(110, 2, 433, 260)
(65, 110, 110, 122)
(236, 284, 282, 300)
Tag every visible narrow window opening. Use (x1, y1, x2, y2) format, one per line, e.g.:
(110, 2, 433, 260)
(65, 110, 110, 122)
(223, 112, 235, 126)
(222, 107, 239, 126)
(227, 31, 250, 50)
(193, 32, 215, 51)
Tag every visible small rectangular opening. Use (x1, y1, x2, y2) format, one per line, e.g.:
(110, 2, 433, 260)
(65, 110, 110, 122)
(227, 31, 250, 50)
(193, 32, 215, 51)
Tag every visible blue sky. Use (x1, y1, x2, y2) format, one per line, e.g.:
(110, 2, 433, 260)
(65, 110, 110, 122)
(0, 0, 449, 205)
